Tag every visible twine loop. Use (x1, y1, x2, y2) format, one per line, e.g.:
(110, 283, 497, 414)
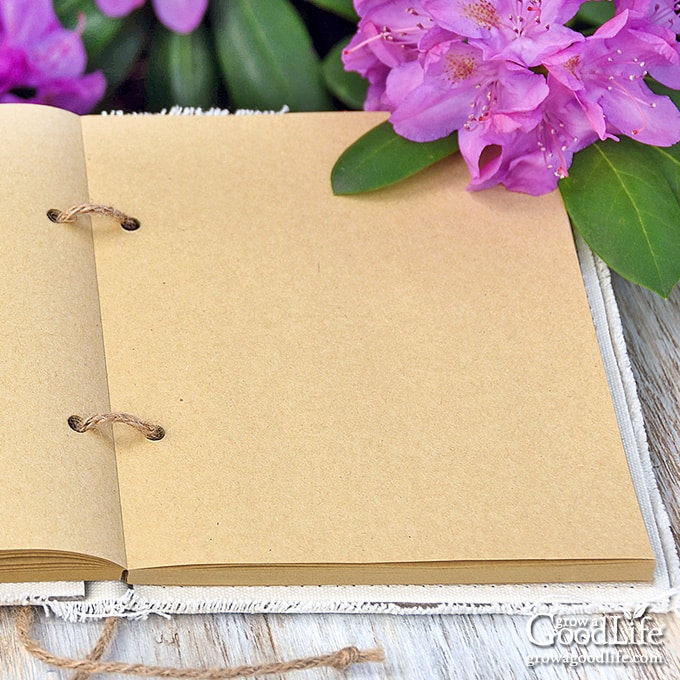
(48, 203, 140, 231)
(15, 606, 385, 679)
(68, 412, 165, 441)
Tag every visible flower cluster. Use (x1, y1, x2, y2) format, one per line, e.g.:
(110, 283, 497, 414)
(344, 0, 680, 194)
(95, 0, 208, 34)
(0, 0, 105, 113)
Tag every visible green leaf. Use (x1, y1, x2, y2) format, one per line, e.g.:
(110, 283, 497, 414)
(322, 38, 368, 110)
(54, 0, 125, 60)
(560, 138, 680, 297)
(89, 12, 151, 98)
(303, 0, 358, 22)
(211, 0, 332, 111)
(332, 121, 459, 195)
(146, 24, 218, 110)
(650, 144, 680, 196)
(573, 0, 615, 28)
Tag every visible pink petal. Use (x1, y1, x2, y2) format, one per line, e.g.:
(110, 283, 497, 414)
(29, 26, 88, 80)
(151, 0, 208, 33)
(95, 0, 146, 18)
(37, 71, 107, 114)
(0, 0, 60, 46)
(604, 81, 680, 146)
(390, 79, 471, 141)
(383, 60, 424, 109)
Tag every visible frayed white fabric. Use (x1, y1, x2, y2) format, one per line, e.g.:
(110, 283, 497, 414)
(0, 110, 676, 620)
(0, 581, 84, 604)
(101, 105, 290, 117)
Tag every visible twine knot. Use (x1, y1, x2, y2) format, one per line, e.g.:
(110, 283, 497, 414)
(331, 646, 361, 669)
(16, 606, 385, 678)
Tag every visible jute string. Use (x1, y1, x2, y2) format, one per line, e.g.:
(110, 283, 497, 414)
(48, 203, 141, 231)
(72, 616, 119, 680)
(68, 413, 166, 441)
(16, 607, 385, 679)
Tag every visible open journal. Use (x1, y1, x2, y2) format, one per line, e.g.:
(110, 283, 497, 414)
(0, 104, 654, 586)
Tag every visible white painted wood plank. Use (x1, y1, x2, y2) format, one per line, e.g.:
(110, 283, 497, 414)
(3, 607, 680, 678)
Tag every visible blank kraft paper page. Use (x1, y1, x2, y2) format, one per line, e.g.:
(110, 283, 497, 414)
(80, 111, 654, 585)
(0, 105, 125, 582)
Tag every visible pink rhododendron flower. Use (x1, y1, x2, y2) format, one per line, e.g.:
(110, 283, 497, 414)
(424, 0, 584, 66)
(617, 0, 680, 33)
(0, 0, 105, 113)
(544, 11, 680, 146)
(616, 0, 680, 87)
(344, 0, 680, 195)
(461, 79, 598, 194)
(95, 0, 208, 34)
(388, 41, 550, 142)
(344, 2, 434, 109)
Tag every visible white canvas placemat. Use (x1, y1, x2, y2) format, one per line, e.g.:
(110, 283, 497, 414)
(0, 581, 84, 604)
(1, 233, 677, 620)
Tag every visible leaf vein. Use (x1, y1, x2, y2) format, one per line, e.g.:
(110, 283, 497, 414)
(592, 144, 664, 284)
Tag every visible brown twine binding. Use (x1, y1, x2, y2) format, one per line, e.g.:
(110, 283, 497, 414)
(15, 607, 385, 679)
(68, 413, 165, 441)
(72, 616, 119, 680)
(48, 203, 140, 231)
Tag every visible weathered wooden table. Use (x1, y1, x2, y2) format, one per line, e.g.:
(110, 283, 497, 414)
(2, 273, 679, 679)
